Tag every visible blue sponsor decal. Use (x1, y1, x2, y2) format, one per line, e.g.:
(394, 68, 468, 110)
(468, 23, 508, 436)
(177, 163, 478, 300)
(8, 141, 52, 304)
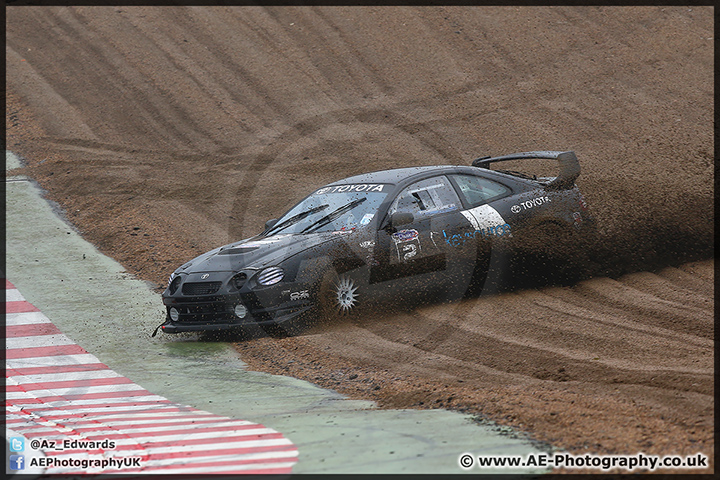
(392, 229, 419, 243)
(443, 224, 511, 247)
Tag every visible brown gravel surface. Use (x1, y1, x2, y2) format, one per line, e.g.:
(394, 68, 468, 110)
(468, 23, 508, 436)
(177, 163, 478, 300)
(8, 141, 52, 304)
(6, 6, 714, 473)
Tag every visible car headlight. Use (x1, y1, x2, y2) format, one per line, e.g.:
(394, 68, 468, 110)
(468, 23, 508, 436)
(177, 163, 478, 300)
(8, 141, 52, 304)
(257, 266, 284, 286)
(168, 275, 182, 294)
(231, 272, 248, 290)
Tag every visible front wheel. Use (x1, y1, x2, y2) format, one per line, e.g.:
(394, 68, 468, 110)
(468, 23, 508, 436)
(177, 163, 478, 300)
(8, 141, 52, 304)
(317, 269, 363, 320)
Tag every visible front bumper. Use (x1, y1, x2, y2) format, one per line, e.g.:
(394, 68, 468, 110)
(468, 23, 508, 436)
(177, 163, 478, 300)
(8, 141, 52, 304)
(160, 320, 250, 333)
(160, 287, 315, 334)
(159, 305, 313, 333)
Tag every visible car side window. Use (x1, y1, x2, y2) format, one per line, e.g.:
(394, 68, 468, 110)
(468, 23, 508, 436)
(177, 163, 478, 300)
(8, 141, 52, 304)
(389, 176, 460, 218)
(450, 174, 510, 207)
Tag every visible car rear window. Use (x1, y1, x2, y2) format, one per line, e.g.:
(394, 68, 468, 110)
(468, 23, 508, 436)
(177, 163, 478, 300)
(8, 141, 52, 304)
(451, 174, 510, 206)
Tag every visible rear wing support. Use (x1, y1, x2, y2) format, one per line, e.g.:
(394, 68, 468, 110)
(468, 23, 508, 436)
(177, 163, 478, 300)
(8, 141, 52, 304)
(472, 150, 580, 190)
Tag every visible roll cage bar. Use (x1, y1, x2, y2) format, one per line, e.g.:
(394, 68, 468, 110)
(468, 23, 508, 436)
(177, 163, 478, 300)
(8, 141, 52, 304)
(471, 150, 580, 190)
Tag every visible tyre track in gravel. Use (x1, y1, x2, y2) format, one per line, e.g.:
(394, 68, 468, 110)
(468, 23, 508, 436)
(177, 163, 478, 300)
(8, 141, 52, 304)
(35, 7, 204, 151)
(236, 260, 712, 466)
(299, 262, 713, 397)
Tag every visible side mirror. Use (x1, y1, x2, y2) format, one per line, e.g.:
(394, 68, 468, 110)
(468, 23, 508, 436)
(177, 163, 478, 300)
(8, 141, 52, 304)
(390, 212, 414, 227)
(265, 218, 278, 230)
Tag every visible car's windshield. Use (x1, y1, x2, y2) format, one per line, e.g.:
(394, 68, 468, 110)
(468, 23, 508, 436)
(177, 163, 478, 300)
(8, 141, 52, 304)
(264, 183, 390, 236)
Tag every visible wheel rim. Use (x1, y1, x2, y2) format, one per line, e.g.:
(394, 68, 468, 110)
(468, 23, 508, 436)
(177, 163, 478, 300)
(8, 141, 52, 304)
(334, 275, 359, 314)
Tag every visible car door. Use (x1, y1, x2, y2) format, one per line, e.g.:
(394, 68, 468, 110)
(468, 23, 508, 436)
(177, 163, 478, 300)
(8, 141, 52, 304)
(448, 173, 515, 238)
(444, 173, 518, 292)
(370, 175, 476, 289)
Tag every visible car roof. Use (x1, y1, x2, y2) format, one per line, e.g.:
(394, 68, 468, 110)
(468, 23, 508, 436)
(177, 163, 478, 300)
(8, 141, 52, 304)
(328, 165, 457, 187)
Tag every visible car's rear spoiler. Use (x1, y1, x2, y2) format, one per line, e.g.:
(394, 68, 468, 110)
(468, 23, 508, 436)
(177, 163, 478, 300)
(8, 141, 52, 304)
(471, 150, 580, 190)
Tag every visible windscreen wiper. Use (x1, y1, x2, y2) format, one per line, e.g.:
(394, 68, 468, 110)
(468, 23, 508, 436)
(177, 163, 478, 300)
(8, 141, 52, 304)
(265, 204, 328, 236)
(300, 198, 367, 234)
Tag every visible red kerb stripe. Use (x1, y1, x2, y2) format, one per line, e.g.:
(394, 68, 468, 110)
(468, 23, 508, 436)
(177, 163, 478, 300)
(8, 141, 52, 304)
(9, 376, 136, 392)
(6, 344, 89, 359)
(6, 323, 62, 337)
(10, 389, 154, 404)
(6, 301, 40, 313)
(55, 389, 154, 402)
(15, 405, 187, 420)
(8, 363, 109, 376)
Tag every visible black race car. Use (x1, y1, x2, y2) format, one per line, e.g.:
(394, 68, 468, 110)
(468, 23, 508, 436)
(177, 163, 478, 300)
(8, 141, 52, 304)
(155, 151, 592, 335)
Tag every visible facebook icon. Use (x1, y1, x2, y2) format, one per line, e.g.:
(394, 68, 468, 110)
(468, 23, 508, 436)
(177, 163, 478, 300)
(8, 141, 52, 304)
(10, 455, 25, 470)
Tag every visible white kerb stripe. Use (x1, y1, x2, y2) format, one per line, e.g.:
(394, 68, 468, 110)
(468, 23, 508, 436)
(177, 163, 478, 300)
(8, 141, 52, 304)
(7, 354, 104, 369)
(31, 395, 168, 409)
(6, 311, 52, 326)
(6, 383, 147, 398)
(9, 369, 125, 384)
(24, 404, 181, 416)
(6, 334, 77, 349)
(6, 288, 25, 302)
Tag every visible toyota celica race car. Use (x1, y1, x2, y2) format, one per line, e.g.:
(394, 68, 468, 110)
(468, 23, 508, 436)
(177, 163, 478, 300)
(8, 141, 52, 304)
(155, 151, 593, 335)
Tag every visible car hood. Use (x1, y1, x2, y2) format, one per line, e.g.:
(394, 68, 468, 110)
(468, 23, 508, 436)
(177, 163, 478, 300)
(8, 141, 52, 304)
(176, 232, 351, 275)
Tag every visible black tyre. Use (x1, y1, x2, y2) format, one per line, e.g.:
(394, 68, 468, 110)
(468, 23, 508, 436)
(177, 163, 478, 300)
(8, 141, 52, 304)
(317, 268, 363, 320)
(512, 221, 588, 287)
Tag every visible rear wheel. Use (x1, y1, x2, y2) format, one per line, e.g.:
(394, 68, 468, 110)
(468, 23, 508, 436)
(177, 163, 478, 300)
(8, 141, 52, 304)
(512, 221, 588, 287)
